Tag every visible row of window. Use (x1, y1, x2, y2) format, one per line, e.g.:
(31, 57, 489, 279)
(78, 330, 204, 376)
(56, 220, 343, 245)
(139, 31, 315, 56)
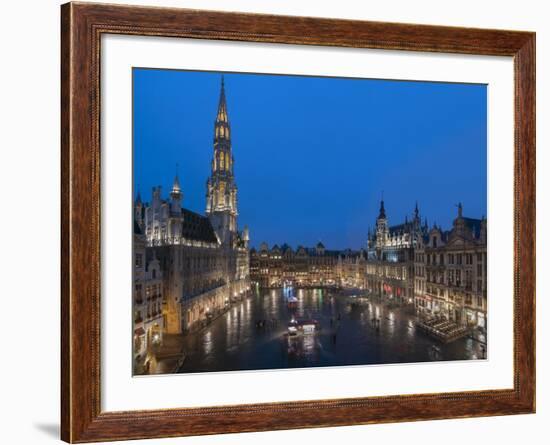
(182, 277, 227, 299)
(425, 251, 485, 266)
(415, 295, 484, 309)
(134, 302, 163, 323)
(134, 283, 162, 302)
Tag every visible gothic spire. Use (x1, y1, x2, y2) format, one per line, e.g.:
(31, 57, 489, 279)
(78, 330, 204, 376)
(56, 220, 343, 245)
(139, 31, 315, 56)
(378, 199, 386, 219)
(207, 74, 238, 241)
(172, 163, 181, 193)
(216, 75, 228, 124)
(213, 76, 231, 145)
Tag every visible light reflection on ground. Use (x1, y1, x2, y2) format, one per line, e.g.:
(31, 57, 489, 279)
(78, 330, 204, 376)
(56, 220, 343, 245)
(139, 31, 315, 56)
(178, 288, 485, 374)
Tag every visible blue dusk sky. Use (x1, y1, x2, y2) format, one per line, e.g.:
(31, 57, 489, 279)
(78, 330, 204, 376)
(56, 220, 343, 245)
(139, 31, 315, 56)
(133, 68, 487, 250)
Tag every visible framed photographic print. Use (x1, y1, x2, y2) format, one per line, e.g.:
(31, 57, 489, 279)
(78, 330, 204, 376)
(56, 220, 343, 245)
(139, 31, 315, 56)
(61, 2, 535, 442)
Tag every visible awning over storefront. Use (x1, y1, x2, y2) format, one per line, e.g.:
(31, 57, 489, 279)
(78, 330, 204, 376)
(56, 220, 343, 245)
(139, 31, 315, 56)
(134, 327, 145, 336)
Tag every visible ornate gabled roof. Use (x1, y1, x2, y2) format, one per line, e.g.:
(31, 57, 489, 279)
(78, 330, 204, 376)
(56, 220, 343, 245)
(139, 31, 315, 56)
(340, 249, 364, 259)
(281, 244, 293, 254)
(462, 217, 483, 238)
(302, 247, 340, 257)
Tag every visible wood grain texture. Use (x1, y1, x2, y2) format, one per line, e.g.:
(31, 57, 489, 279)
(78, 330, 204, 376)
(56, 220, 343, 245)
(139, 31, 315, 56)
(60, 2, 536, 442)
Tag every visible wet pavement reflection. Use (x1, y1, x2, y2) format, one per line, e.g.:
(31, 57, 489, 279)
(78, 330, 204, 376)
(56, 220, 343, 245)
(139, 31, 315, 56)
(178, 288, 485, 374)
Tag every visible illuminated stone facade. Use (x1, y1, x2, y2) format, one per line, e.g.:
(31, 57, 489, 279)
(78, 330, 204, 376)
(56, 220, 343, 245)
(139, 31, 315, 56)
(414, 203, 487, 329)
(133, 221, 164, 362)
(134, 78, 250, 334)
(249, 242, 366, 289)
(366, 201, 429, 303)
(337, 250, 368, 289)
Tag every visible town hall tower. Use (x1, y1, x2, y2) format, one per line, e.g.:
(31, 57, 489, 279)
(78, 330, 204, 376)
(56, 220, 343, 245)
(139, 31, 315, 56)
(206, 76, 239, 246)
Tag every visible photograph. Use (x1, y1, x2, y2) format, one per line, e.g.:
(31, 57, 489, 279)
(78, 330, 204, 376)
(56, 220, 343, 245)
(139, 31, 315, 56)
(132, 69, 488, 375)
(1, 0, 541, 443)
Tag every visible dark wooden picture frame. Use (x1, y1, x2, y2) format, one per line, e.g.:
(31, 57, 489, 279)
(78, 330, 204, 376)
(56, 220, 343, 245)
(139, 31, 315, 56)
(61, 2, 535, 442)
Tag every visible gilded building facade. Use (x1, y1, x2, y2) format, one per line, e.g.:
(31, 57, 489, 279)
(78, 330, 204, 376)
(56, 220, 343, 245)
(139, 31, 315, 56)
(249, 242, 366, 289)
(337, 250, 368, 289)
(413, 203, 487, 329)
(134, 78, 250, 335)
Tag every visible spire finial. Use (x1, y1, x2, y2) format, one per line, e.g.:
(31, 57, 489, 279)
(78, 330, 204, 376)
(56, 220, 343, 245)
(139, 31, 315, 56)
(172, 163, 181, 193)
(456, 202, 463, 217)
(216, 75, 228, 123)
(378, 191, 386, 219)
